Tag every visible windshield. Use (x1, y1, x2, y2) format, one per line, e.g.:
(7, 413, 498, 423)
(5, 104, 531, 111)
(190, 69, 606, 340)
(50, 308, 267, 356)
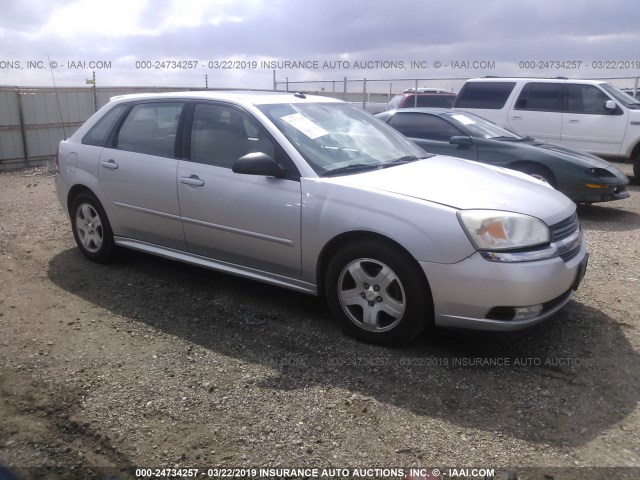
(600, 83, 640, 109)
(443, 111, 525, 140)
(258, 102, 427, 175)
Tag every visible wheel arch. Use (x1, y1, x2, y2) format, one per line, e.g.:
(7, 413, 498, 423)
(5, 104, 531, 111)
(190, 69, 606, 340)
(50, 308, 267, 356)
(629, 140, 640, 163)
(67, 184, 97, 214)
(315, 230, 432, 301)
(632, 142, 640, 182)
(505, 160, 557, 187)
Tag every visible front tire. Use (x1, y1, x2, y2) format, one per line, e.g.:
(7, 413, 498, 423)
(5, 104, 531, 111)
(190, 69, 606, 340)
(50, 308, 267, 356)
(512, 164, 556, 188)
(325, 239, 431, 346)
(633, 158, 640, 184)
(70, 192, 115, 263)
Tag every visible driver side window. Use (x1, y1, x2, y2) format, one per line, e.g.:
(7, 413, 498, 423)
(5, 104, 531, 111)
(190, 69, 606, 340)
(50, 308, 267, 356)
(190, 104, 276, 168)
(566, 84, 615, 114)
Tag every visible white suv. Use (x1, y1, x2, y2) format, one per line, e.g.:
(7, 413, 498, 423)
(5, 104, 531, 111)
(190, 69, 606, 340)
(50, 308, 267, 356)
(454, 77, 640, 179)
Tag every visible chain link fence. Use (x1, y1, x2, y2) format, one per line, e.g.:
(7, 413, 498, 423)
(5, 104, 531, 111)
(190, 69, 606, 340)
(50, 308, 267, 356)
(1, 76, 638, 171)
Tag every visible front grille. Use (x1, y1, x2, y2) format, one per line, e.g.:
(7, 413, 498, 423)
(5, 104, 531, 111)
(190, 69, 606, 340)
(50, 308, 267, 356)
(549, 212, 579, 242)
(549, 213, 582, 263)
(560, 247, 581, 262)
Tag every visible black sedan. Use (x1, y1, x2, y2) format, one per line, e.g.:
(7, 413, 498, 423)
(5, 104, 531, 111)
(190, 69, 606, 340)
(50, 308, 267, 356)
(376, 108, 630, 204)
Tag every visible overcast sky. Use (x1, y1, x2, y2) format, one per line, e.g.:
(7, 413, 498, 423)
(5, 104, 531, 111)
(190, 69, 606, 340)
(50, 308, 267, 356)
(1, 0, 639, 91)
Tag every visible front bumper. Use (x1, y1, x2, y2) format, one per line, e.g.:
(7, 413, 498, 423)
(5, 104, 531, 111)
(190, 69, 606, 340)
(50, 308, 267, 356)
(573, 183, 629, 203)
(420, 240, 588, 331)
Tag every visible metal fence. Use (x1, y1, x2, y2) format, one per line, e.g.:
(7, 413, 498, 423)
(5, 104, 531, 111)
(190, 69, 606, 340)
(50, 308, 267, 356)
(274, 76, 640, 113)
(0, 86, 205, 171)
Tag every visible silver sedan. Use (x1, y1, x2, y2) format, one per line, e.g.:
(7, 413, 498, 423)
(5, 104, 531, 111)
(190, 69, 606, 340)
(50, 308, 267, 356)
(55, 92, 588, 345)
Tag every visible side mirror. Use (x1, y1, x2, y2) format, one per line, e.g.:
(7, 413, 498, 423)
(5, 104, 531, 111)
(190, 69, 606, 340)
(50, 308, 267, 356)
(232, 152, 285, 178)
(449, 136, 474, 146)
(605, 100, 616, 111)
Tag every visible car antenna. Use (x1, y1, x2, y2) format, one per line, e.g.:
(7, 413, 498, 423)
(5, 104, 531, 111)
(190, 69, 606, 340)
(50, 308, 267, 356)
(48, 54, 67, 139)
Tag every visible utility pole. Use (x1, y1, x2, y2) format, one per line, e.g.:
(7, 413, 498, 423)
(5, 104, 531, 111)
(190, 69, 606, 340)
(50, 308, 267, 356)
(86, 71, 97, 112)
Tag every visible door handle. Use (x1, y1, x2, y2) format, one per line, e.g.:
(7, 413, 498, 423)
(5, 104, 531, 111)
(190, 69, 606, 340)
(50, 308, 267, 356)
(100, 159, 119, 170)
(511, 115, 522, 120)
(180, 175, 205, 187)
(568, 119, 580, 124)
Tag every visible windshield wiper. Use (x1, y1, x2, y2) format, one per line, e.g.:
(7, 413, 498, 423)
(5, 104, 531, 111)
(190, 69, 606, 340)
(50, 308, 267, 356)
(391, 154, 432, 163)
(321, 163, 382, 177)
(379, 154, 433, 167)
(491, 135, 529, 142)
(321, 155, 431, 177)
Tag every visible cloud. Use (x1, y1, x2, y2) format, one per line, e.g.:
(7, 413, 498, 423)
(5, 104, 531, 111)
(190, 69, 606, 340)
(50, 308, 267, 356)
(1, 0, 639, 88)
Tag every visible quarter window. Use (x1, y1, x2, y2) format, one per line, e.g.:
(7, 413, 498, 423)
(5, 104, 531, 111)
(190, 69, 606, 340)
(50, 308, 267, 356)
(82, 103, 128, 147)
(515, 83, 563, 112)
(116, 103, 183, 157)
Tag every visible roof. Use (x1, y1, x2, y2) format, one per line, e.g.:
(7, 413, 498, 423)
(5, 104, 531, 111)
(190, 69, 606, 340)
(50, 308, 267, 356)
(465, 77, 608, 85)
(108, 90, 344, 106)
(381, 107, 456, 115)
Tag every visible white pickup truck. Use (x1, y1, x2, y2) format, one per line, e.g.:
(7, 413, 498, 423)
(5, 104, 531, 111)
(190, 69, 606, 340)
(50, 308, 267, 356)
(453, 77, 640, 179)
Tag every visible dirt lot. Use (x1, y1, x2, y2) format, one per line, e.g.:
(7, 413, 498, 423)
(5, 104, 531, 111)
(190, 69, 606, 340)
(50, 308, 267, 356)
(0, 165, 639, 480)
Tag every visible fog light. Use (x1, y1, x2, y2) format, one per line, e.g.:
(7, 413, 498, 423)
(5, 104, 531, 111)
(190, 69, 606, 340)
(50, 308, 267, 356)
(513, 304, 543, 320)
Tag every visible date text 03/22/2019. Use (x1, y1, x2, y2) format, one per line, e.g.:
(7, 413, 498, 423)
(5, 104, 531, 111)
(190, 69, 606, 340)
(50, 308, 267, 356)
(518, 60, 640, 70)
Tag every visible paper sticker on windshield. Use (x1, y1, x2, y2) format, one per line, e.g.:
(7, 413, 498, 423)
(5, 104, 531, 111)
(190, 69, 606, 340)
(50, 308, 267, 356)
(450, 114, 476, 125)
(282, 113, 329, 139)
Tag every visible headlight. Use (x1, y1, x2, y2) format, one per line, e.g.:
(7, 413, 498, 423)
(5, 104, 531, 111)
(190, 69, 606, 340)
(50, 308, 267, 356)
(457, 210, 549, 251)
(586, 167, 616, 178)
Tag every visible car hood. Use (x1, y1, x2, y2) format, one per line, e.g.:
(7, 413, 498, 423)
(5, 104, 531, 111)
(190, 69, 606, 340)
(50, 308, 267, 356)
(522, 139, 612, 168)
(324, 156, 575, 225)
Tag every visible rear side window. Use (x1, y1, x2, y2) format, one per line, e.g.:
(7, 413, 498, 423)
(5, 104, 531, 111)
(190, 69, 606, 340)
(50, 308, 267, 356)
(116, 103, 183, 157)
(454, 82, 516, 109)
(410, 94, 456, 108)
(82, 104, 128, 146)
(388, 112, 463, 141)
(515, 83, 563, 112)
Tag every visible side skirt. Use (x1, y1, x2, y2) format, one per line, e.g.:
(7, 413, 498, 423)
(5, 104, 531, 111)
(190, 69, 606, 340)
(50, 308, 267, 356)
(113, 236, 318, 295)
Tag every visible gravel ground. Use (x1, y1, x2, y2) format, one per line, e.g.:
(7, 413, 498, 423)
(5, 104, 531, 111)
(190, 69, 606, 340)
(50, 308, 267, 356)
(0, 164, 638, 480)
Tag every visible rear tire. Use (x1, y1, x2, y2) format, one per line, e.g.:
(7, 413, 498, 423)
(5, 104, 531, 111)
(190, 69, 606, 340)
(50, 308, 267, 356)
(70, 192, 115, 263)
(325, 239, 432, 346)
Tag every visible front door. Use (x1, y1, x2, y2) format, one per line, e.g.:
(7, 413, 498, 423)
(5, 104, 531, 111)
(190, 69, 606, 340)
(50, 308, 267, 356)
(561, 83, 627, 155)
(177, 102, 302, 278)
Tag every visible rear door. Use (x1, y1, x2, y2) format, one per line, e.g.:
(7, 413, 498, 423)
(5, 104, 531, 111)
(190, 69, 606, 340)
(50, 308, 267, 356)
(98, 101, 187, 250)
(177, 102, 302, 278)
